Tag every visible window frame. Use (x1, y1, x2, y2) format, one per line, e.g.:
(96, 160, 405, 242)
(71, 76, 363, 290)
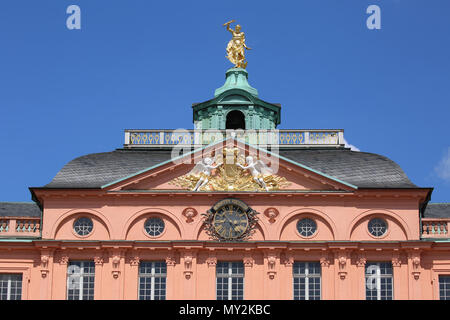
(296, 218, 318, 238)
(292, 261, 321, 300)
(431, 269, 450, 300)
(438, 275, 450, 300)
(143, 217, 166, 238)
(0, 273, 23, 300)
(66, 260, 95, 300)
(367, 218, 388, 238)
(72, 216, 94, 238)
(216, 261, 245, 300)
(365, 262, 394, 300)
(138, 261, 167, 300)
(0, 267, 29, 300)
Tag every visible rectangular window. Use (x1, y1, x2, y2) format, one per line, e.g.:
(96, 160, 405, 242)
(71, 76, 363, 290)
(216, 261, 244, 300)
(293, 262, 321, 300)
(139, 261, 167, 300)
(365, 262, 393, 300)
(439, 275, 450, 300)
(67, 261, 95, 300)
(0, 274, 22, 300)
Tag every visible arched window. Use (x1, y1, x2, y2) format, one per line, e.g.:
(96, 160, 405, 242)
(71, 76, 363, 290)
(226, 110, 246, 130)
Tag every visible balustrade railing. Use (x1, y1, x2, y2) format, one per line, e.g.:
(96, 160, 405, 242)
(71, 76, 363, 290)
(124, 129, 345, 148)
(422, 219, 450, 238)
(0, 220, 9, 233)
(0, 218, 40, 237)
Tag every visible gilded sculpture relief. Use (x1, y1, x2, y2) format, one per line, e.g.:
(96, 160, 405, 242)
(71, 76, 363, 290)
(169, 148, 290, 192)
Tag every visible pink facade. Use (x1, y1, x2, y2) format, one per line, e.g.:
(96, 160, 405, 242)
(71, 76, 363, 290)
(0, 139, 449, 300)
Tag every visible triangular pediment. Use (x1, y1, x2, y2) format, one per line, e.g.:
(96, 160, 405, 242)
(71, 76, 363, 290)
(103, 139, 357, 193)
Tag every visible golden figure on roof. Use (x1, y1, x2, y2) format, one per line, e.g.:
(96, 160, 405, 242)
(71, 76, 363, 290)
(223, 20, 251, 69)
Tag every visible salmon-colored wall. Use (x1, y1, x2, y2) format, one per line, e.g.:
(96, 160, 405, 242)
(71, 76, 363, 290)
(39, 195, 420, 242)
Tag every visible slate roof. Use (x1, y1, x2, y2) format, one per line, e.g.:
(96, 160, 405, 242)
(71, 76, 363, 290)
(423, 203, 450, 218)
(43, 148, 418, 189)
(0, 202, 41, 217)
(279, 149, 417, 188)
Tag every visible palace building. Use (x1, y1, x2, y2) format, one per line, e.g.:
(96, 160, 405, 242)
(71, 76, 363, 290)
(1, 24, 450, 300)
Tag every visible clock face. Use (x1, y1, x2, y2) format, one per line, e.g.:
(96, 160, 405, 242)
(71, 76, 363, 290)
(213, 204, 249, 239)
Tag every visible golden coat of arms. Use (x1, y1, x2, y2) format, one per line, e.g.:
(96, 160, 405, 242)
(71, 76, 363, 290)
(169, 148, 290, 192)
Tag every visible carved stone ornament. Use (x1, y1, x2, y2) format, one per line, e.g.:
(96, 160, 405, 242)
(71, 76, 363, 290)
(40, 254, 50, 278)
(392, 251, 402, 267)
(283, 256, 294, 267)
(206, 256, 217, 267)
(166, 252, 176, 267)
(59, 255, 69, 265)
(356, 252, 367, 268)
(129, 256, 140, 266)
(183, 253, 194, 279)
(264, 208, 279, 223)
(94, 256, 104, 265)
(320, 256, 331, 268)
(243, 257, 254, 267)
(267, 255, 277, 279)
(182, 208, 198, 223)
(337, 253, 347, 280)
(111, 254, 121, 279)
(169, 148, 290, 192)
(411, 253, 421, 280)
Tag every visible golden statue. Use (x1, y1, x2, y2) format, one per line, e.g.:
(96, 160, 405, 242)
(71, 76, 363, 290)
(223, 20, 251, 69)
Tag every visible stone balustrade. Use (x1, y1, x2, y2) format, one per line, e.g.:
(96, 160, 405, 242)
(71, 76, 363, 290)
(123, 129, 345, 148)
(422, 219, 450, 238)
(0, 218, 40, 237)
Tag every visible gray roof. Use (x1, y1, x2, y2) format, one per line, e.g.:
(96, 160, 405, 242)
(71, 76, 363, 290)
(0, 202, 41, 217)
(279, 149, 417, 188)
(423, 203, 450, 218)
(43, 148, 417, 189)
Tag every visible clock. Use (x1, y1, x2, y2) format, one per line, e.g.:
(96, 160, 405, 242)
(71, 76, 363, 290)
(203, 199, 259, 241)
(213, 203, 249, 239)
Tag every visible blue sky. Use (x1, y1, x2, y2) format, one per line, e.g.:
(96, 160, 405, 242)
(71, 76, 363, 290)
(0, 0, 449, 202)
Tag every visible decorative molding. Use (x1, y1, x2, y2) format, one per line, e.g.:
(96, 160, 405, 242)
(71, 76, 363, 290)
(264, 208, 279, 224)
(392, 251, 401, 267)
(320, 256, 331, 268)
(283, 255, 294, 267)
(182, 208, 198, 223)
(267, 254, 277, 279)
(40, 254, 50, 278)
(206, 256, 217, 267)
(183, 252, 194, 279)
(59, 255, 69, 265)
(356, 251, 366, 268)
(243, 257, 254, 268)
(94, 256, 104, 266)
(128, 256, 140, 266)
(337, 251, 348, 280)
(111, 252, 122, 279)
(409, 250, 421, 280)
(166, 251, 176, 267)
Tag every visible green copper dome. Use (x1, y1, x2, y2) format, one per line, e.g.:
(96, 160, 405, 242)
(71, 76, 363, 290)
(192, 68, 281, 130)
(214, 68, 258, 98)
